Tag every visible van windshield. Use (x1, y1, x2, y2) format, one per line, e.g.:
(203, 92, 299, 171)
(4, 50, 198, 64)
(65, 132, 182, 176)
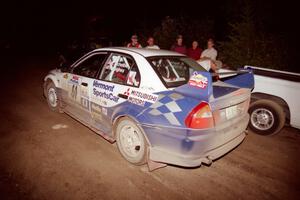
(147, 56, 206, 88)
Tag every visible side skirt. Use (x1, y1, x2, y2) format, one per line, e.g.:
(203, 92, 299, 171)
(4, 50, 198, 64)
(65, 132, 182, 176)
(63, 109, 115, 143)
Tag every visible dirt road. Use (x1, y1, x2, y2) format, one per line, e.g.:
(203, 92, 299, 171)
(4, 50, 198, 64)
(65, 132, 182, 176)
(0, 56, 299, 200)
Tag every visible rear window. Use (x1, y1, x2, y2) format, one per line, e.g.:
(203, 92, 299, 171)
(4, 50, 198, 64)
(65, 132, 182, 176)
(148, 56, 206, 88)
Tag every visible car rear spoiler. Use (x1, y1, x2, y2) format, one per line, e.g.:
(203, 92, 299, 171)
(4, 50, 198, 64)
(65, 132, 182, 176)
(174, 69, 254, 101)
(218, 69, 254, 89)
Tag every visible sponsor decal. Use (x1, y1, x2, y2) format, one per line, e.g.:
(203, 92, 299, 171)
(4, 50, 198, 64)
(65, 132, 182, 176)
(71, 85, 78, 100)
(124, 88, 130, 96)
(99, 99, 108, 106)
(93, 80, 114, 92)
(63, 74, 68, 79)
(81, 87, 88, 98)
(91, 103, 103, 120)
(102, 107, 108, 116)
(91, 102, 102, 114)
(129, 89, 158, 103)
(93, 80, 119, 103)
(189, 72, 208, 89)
(123, 88, 158, 107)
(68, 76, 79, 101)
(128, 96, 146, 106)
(69, 75, 80, 85)
(81, 97, 89, 109)
(127, 71, 136, 86)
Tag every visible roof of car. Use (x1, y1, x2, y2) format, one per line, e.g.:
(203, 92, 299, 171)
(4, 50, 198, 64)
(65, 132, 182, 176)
(93, 47, 185, 57)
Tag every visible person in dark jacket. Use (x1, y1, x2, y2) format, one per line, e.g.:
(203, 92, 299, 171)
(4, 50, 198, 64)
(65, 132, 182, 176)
(127, 35, 142, 48)
(187, 40, 202, 60)
(170, 35, 187, 55)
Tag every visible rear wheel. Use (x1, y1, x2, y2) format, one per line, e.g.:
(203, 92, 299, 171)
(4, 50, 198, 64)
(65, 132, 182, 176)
(46, 81, 60, 112)
(116, 118, 148, 165)
(248, 100, 285, 135)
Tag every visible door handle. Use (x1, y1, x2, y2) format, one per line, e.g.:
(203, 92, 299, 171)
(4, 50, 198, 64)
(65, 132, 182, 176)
(118, 93, 128, 99)
(81, 82, 88, 87)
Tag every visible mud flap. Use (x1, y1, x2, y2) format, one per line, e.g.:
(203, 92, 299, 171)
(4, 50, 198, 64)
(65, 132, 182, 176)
(147, 147, 167, 171)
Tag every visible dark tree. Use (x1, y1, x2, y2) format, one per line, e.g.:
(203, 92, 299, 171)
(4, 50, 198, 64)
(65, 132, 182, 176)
(218, 1, 286, 70)
(153, 16, 214, 50)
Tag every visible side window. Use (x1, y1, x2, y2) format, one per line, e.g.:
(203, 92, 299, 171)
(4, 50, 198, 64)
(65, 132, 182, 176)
(100, 54, 140, 87)
(73, 53, 107, 78)
(149, 57, 189, 87)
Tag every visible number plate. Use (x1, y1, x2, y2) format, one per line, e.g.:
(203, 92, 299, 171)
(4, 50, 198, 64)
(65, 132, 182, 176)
(225, 105, 238, 119)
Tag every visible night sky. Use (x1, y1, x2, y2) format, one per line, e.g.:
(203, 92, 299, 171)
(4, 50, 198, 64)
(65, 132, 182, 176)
(1, 0, 298, 62)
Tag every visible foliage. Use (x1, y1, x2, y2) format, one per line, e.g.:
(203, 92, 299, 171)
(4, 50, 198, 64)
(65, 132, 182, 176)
(152, 16, 214, 50)
(133, 1, 292, 72)
(218, 3, 286, 69)
(153, 16, 179, 49)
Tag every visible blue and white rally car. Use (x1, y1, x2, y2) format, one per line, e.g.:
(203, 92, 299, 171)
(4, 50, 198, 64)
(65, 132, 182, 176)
(44, 47, 254, 169)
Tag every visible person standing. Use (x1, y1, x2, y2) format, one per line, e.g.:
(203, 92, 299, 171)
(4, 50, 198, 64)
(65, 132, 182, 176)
(200, 38, 217, 61)
(187, 40, 202, 60)
(170, 35, 187, 55)
(145, 37, 160, 49)
(127, 35, 142, 48)
(197, 38, 219, 71)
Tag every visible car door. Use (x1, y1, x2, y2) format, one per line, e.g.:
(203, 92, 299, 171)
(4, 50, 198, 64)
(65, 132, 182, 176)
(61, 52, 108, 125)
(90, 53, 141, 135)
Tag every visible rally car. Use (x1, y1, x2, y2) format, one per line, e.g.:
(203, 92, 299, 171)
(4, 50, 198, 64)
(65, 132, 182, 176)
(44, 47, 254, 170)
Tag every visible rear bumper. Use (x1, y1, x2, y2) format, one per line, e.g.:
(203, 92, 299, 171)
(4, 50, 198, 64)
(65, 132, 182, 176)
(149, 131, 245, 167)
(144, 114, 249, 167)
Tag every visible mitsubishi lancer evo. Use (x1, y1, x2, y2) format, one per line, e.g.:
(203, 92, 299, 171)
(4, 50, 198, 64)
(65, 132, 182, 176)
(44, 47, 254, 169)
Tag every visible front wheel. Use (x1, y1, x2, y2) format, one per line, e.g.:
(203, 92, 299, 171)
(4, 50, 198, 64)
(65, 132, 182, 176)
(45, 81, 60, 112)
(248, 100, 285, 135)
(116, 118, 148, 165)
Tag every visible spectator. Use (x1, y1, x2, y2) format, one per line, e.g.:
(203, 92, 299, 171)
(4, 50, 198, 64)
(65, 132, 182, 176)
(187, 41, 202, 60)
(145, 37, 160, 49)
(200, 38, 217, 61)
(209, 62, 220, 81)
(198, 38, 222, 71)
(127, 35, 142, 48)
(171, 35, 187, 55)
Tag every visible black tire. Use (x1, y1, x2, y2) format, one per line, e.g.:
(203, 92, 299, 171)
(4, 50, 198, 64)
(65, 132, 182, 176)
(45, 81, 60, 112)
(248, 99, 285, 135)
(115, 117, 148, 165)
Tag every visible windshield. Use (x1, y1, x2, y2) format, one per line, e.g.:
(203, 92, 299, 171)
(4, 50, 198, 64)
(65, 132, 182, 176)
(148, 56, 206, 88)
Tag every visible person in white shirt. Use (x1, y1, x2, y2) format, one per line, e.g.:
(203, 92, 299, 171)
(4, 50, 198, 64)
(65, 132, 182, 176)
(198, 38, 221, 71)
(145, 37, 160, 50)
(200, 38, 217, 60)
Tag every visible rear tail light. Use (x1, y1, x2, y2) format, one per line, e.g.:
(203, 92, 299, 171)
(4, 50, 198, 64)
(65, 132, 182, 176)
(185, 102, 214, 129)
